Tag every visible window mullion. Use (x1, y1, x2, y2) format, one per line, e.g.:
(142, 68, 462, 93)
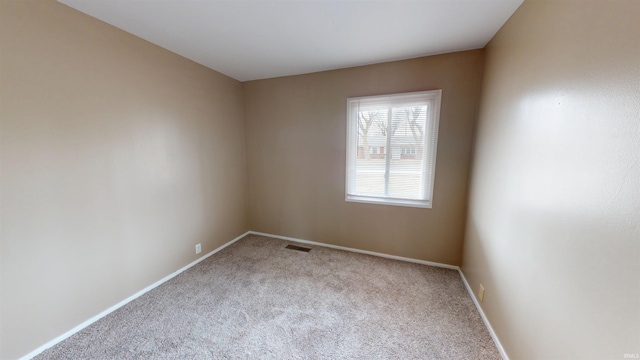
(384, 107, 392, 196)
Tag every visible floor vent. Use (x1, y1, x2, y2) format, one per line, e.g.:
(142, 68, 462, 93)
(285, 244, 311, 252)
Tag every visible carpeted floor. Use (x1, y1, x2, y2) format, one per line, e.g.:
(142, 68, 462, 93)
(36, 234, 500, 359)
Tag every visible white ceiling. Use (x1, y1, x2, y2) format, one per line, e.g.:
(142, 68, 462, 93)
(59, 0, 523, 82)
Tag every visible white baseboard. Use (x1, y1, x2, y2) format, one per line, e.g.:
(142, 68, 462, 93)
(248, 231, 459, 270)
(20, 231, 251, 360)
(458, 270, 509, 360)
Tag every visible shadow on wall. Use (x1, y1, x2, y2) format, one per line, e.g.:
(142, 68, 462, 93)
(464, 200, 639, 358)
(461, 219, 511, 353)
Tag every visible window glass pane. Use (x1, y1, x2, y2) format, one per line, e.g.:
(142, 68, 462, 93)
(355, 110, 386, 196)
(388, 106, 427, 199)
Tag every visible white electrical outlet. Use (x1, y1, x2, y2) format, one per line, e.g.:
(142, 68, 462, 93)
(195, 243, 202, 254)
(479, 284, 485, 303)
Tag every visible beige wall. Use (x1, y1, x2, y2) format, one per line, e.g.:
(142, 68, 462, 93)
(0, 1, 248, 358)
(244, 51, 484, 265)
(461, 0, 640, 358)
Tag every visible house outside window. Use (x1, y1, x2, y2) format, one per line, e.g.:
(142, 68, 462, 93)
(345, 90, 442, 208)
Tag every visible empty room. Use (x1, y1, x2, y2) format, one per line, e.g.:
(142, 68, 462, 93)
(1, 0, 638, 359)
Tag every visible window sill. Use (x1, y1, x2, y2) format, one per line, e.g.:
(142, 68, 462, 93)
(345, 194, 432, 209)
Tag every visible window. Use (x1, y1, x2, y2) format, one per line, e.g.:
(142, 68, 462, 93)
(345, 90, 442, 208)
(401, 147, 416, 155)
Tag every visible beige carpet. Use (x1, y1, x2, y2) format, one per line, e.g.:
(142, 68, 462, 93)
(37, 234, 500, 359)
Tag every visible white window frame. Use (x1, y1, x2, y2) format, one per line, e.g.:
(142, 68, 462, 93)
(345, 90, 442, 208)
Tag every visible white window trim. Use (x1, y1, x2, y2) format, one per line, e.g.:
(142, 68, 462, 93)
(345, 90, 442, 209)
